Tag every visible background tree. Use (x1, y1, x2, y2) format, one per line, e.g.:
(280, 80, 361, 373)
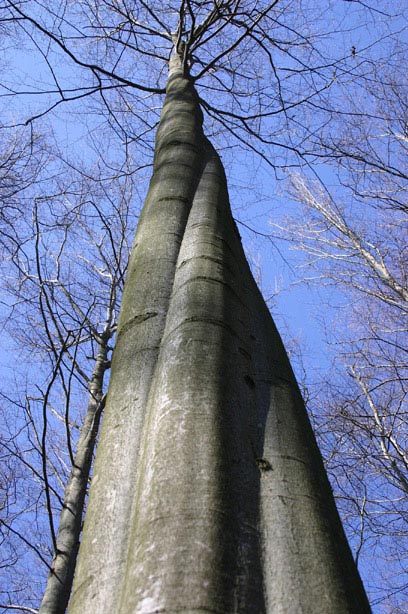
(0, 152, 138, 612)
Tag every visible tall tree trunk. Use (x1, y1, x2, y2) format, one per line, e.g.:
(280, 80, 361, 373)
(69, 60, 371, 613)
(39, 339, 109, 614)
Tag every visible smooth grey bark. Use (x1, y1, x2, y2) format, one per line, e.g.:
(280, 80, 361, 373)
(69, 62, 207, 614)
(69, 62, 371, 613)
(39, 338, 109, 614)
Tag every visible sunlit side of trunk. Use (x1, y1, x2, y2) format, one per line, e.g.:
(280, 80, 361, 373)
(69, 67, 206, 613)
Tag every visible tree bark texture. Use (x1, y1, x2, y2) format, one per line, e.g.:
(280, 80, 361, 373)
(69, 71, 371, 614)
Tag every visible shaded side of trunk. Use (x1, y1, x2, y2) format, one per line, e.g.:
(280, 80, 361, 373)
(39, 339, 109, 614)
(69, 69, 371, 613)
(239, 240, 372, 613)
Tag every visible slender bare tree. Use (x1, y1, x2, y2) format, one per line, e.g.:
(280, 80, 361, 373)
(0, 157, 137, 613)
